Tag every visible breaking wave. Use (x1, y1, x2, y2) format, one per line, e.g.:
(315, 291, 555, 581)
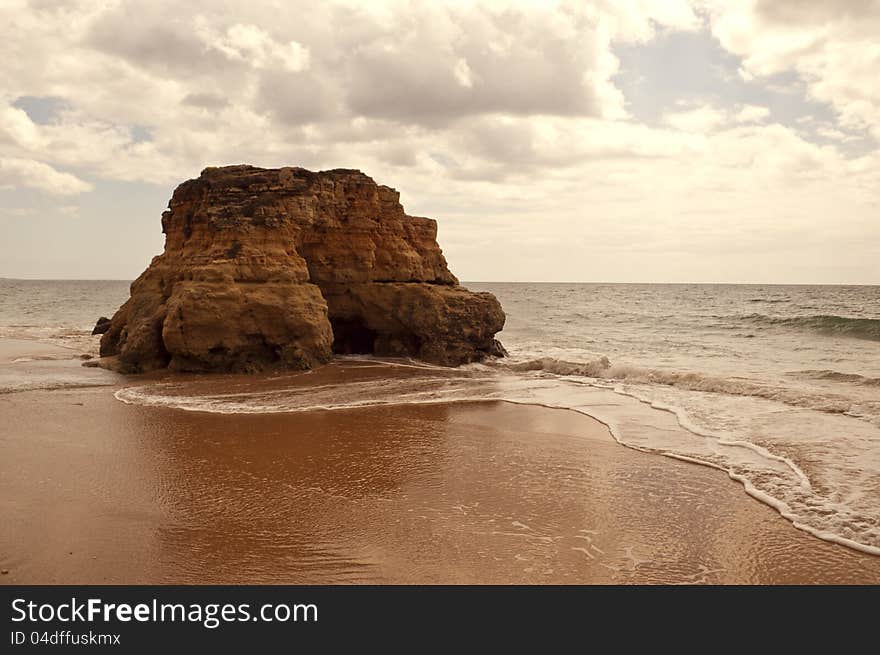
(791, 369, 880, 386)
(741, 314, 880, 341)
(501, 356, 874, 419)
(0, 325, 99, 353)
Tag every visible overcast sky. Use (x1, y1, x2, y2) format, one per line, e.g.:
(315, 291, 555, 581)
(1, 0, 878, 283)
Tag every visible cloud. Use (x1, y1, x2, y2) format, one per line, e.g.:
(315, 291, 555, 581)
(255, 70, 336, 124)
(197, 22, 310, 72)
(0, 157, 92, 195)
(754, 0, 879, 25)
(707, 0, 880, 139)
(0, 0, 877, 284)
(0, 105, 42, 148)
(338, 4, 624, 125)
(0, 0, 708, 188)
(87, 5, 220, 75)
(815, 126, 857, 141)
(734, 104, 770, 123)
(180, 93, 230, 110)
(663, 105, 729, 132)
(663, 103, 772, 131)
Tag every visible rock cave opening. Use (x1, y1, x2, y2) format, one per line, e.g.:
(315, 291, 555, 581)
(330, 316, 378, 355)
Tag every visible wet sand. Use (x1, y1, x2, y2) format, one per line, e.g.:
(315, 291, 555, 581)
(1, 341, 879, 584)
(0, 338, 117, 394)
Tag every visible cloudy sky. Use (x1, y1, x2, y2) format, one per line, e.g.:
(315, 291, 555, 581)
(1, 0, 878, 283)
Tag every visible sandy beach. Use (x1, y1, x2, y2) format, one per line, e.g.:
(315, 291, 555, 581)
(2, 338, 878, 585)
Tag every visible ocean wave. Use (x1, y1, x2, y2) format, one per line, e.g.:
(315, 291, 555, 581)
(740, 314, 880, 341)
(0, 325, 99, 353)
(501, 357, 870, 417)
(509, 356, 611, 377)
(790, 369, 880, 386)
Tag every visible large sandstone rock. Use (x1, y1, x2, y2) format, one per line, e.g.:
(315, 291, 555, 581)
(99, 165, 505, 373)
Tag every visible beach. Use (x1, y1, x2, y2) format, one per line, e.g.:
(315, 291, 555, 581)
(2, 337, 879, 585)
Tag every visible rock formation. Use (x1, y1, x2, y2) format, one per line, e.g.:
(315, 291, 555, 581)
(98, 165, 505, 373)
(91, 317, 111, 335)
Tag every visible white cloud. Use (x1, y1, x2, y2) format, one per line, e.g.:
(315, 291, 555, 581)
(0, 0, 877, 282)
(0, 0, 713, 188)
(453, 58, 474, 88)
(0, 105, 42, 148)
(663, 103, 771, 131)
(663, 105, 728, 132)
(0, 157, 92, 195)
(815, 126, 855, 141)
(200, 22, 310, 72)
(706, 0, 880, 139)
(735, 104, 770, 123)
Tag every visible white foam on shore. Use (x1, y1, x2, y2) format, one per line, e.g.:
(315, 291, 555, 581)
(505, 356, 875, 419)
(1, 379, 115, 394)
(0, 327, 99, 356)
(0, 340, 117, 394)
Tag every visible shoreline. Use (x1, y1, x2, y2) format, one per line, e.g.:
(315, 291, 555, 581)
(498, 397, 880, 558)
(2, 336, 879, 583)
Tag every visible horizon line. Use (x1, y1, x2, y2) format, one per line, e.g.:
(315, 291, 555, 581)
(1, 276, 878, 287)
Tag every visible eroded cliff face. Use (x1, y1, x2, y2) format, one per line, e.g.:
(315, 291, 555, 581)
(99, 165, 505, 373)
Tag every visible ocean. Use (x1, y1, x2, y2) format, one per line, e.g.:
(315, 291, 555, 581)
(1, 278, 879, 555)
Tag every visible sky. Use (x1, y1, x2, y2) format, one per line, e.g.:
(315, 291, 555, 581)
(0, 0, 878, 283)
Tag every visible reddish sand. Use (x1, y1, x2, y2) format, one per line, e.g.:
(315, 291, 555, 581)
(2, 341, 879, 584)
